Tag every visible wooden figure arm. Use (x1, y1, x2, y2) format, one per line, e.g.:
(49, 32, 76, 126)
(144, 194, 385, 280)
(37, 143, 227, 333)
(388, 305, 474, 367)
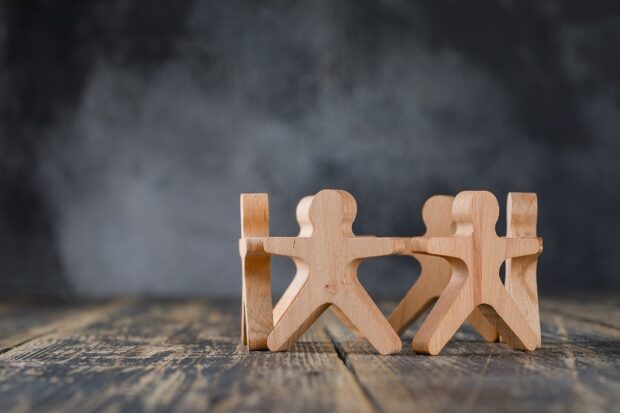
(239, 237, 268, 257)
(504, 237, 543, 259)
(346, 237, 408, 260)
(409, 236, 468, 260)
(263, 237, 310, 259)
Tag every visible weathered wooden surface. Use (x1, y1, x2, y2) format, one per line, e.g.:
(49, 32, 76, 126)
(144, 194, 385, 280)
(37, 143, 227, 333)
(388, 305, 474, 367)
(0, 297, 618, 413)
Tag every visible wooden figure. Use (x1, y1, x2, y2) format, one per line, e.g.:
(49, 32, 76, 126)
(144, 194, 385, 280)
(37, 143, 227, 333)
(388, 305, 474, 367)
(272, 196, 313, 326)
(239, 194, 274, 350)
(388, 195, 498, 341)
(409, 191, 543, 355)
(244, 189, 406, 355)
(272, 196, 359, 334)
(241, 193, 363, 350)
(505, 193, 542, 348)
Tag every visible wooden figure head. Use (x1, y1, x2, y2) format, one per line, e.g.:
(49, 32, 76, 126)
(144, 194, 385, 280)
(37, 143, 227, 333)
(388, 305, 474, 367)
(422, 195, 455, 237)
(452, 191, 500, 237)
(308, 189, 357, 236)
(296, 195, 314, 236)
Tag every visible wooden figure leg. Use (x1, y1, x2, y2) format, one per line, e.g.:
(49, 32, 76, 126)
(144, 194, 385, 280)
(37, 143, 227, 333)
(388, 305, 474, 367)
(466, 311, 499, 342)
(389, 195, 469, 337)
(505, 193, 541, 347)
(329, 305, 362, 335)
(479, 286, 538, 351)
(274, 263, 361, 335)
(390, 278, 497, 342)
(387, 267, 498, 341)
(412, 278, 476, 355)
(335, 283, 402, 355)
(267, 284, 329, 352)
(388, 276, 438, 335)
(240, 194, 274, 350)
(273, 259, 308, 325)
(272, 195, 315, 325)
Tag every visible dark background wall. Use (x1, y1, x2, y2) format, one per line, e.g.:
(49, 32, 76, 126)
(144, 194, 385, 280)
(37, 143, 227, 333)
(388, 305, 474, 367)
(1, 0, 619, 297)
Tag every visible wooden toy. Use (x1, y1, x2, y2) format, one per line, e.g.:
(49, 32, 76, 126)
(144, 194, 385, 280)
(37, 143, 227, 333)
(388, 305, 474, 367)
(271, 196, 313, 327)
(240, 193, 365, 350)
(240, 189, 543, 356)
(272, 195, 360, 334)
(388, 195, 498, 341)
(239, 194, 273, 350)
(242, 189, 406, 355)
(409, 191, 543, 355)
(505, 193, 542, 348)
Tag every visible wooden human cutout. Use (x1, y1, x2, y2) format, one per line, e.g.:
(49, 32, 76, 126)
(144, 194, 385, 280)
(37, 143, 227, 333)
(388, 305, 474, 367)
(388, 195, 498, 341)
(272, 195, 360, 334)
(272, 196, 313, 326)
(409, 191, 543, 355)
(257, 189, 405, 355)
(239, 194, 274, 350)
(505, 193, 542, 348)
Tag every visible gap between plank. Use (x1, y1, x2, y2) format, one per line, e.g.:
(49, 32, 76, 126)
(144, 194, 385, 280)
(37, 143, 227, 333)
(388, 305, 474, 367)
(324, 327, 384, 413)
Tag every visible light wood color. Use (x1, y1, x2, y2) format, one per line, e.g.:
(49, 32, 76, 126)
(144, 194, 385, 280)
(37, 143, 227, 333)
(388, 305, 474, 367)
(272, 196, 360, 335)
(245, 189, 406, 355)
(239, 194, 274, 350)
(409, 191, 543, 355)
(505, 192, 542, 348)
(388, 195, 498, 341)
(272, 196, 313, 326)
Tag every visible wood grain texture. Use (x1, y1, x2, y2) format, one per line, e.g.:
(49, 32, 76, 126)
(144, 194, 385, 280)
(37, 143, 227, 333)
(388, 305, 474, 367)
(388, 195, 498, 341)
(248, 189, 406, 355)
(272, 195, 360, 335)
(240, 194, 274, 350)
(0, 299, 125, 353)
(0, 297, 617, 413)
(409, 191, 543, 355)
(505, 192, 542, 347)
(0, 299, 373, 413)
(541, 296, 620, 330)
(272, 195, 314, 326)
(325, 301, 620, 413)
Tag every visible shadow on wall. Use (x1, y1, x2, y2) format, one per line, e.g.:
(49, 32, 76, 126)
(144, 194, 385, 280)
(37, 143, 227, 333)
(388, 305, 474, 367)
(1, 0, 620, 296)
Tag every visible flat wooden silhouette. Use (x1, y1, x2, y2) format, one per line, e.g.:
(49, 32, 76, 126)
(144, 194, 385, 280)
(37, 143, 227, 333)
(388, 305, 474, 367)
(388, 195, 498, 341)
(410, 191, 543, 355)
(240, 193, 365, 350)
(239, 194, 273, 350)
(272, 196, 313, 326)
(273, 196, 359, 334)
(505, 193, 542, 348)
(262, 189, 405, 355)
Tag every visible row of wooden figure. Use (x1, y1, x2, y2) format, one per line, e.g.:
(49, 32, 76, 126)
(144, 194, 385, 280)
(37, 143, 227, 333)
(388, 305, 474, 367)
(239, 189, 542, 355)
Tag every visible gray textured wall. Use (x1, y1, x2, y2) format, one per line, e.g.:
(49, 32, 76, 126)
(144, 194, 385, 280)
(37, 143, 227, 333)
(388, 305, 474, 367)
(1, 0, 620, 297)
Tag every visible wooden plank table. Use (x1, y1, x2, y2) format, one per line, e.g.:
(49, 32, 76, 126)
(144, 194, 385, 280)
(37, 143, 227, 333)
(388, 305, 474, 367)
(0, 297, 618, 412)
